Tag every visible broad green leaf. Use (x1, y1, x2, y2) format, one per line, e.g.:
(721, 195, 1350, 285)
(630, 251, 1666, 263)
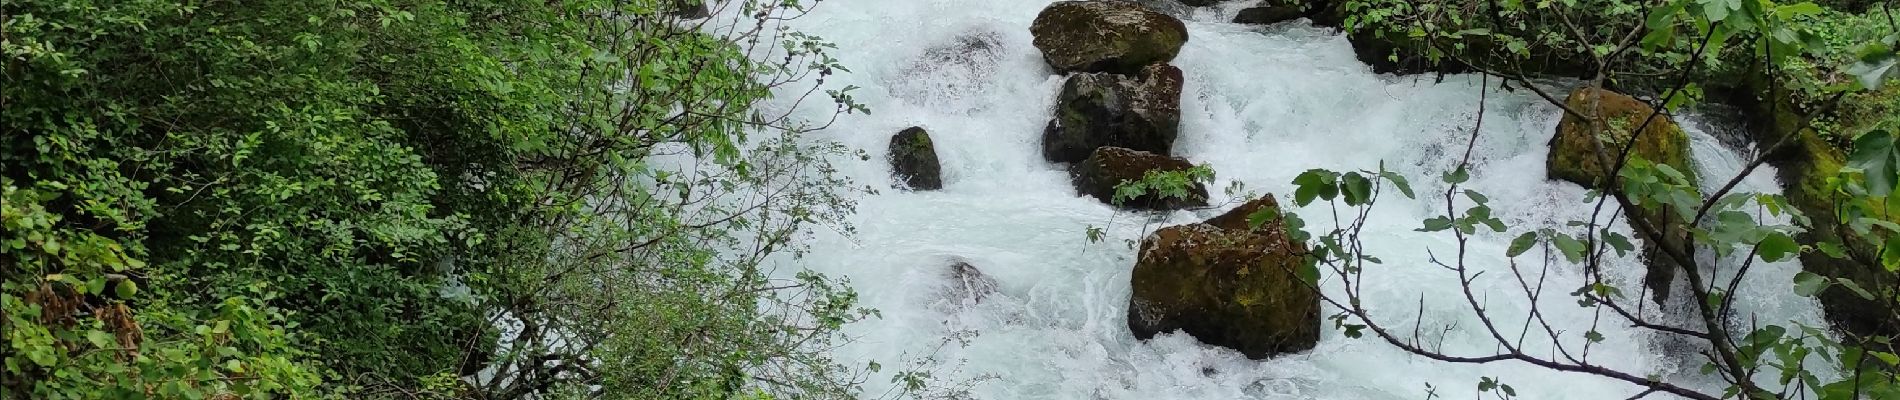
(1839, 278, 1879, 300)
(1757, 233, 1799, 262)
(1247, 207, 1280, 229)
(1553, 234, 1587, 262)
(87, 330, 115, 349)
(1848, 130, 1900, 196)
(1818, 242, 1848, 258)
(1848, 54, 1897, 90)
(1507, 232, 1538, 257)
(1381, 171, 1416, 199)
(1464, 190, 1489, 204)
(1794, 271, 1828, 297)
(1443, 166, 1469, 184)
(1604, 231, 1635, 256)
(1341, 172, 1373, 206)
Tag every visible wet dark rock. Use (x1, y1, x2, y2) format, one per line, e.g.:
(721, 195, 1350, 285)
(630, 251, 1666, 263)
(1232, 5, 1304, 25)
(889, 127, 944, 190)
(1042, 63, 1185, 163)
(1030, 1, 1189, 74)
(1128, 194, 1319, 359)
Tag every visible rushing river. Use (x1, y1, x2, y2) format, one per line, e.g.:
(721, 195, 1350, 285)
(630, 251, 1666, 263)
(741, 0, 1833, 398)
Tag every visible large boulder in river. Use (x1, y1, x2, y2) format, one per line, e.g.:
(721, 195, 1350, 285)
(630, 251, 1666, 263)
(889, 127, 943, 190)
(1030, 1, 1189, 74)
(1128, 194, 1319, 359)
(1043, 64, 1185, 163)
(1547, 87, 1695, 189)
(1547, 86, 1697, 303)
(1072, 147, 1208, 210)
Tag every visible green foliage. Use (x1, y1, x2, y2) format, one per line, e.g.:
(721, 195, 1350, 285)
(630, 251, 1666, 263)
(1112, 165, 1215, 205)
(4, 0, 879, 398)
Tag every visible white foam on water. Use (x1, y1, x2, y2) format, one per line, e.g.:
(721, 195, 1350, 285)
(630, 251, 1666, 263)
(737, 1, 1833, 398)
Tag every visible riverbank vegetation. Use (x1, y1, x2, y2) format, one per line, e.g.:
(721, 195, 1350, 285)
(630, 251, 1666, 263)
(4, 1, 881, 398)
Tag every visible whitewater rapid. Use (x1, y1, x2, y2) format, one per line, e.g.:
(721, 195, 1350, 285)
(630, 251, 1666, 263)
(743, 1, 1832, 398)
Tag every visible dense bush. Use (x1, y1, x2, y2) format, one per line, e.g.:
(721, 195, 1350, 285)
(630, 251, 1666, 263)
(3, 0, 872, 398)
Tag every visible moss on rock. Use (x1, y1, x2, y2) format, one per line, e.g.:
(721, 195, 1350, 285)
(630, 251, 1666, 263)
(1029, 1, 1188, 75)
(1547, 87, 1697, 188)
(1127, 194, 1318, 359)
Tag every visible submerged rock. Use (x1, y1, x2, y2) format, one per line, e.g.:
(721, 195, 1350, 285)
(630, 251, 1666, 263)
(1029, 1, 1189, 74)
(1042, 63, 1185, 163)
(889, 127, 944, 190)
(1128, 194, 1319, 359)
(888, 32, 1006, 113)
(944, 260, 999, 306)
(1232, 5, 1304, 25)
(1071, 147, 1208, 210)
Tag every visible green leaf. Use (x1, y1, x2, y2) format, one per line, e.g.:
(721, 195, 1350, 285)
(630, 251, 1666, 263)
(1341, 172, 1374, 206)
(1443, 166, 1469, 184)
(1794, 271, 1829, 297)
(1420, 217, 1453, 232)
(1757, 233, 1799, 263)
(1298, 259, 1321, 285)
(87, 330, 115, 349)
(1839, 278, 1878, 300)
(1247, 207, 1281, 230)
(1604, 231, 1635, 256)
(1848, 54, 1897, 90)
(1553, 234, 1587, 262)
(1381, 171, 1415, 199)
(1884, 234, 1900, 272)
(1507, 232, 1538, 257)
(1849, 130, 1900, 196)
(1699, 0, 1731, 24)
(1464, 190, 1489, 204)
(1293, 169, 1340, 206)
(1818, 242, 1848, 258)
(1585, 330, 1605, 343)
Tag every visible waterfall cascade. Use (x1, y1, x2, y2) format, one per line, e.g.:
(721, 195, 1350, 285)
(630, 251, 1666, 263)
(743, 1, 1833, 398)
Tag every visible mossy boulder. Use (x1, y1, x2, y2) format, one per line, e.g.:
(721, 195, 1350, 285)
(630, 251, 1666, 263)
(1030, 1, 1189, 74)
(1128, 194, 1319, 359)
(1717, 70, 1900, 340)
(1204, 195, 1284, 231)
(1546, 86, 1699, 302)
(889, 127, 943, 190)
(1547, 87, 1696, 188)
(1071, 147, 1208, 210)
(1043, 63, 1184, 163)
